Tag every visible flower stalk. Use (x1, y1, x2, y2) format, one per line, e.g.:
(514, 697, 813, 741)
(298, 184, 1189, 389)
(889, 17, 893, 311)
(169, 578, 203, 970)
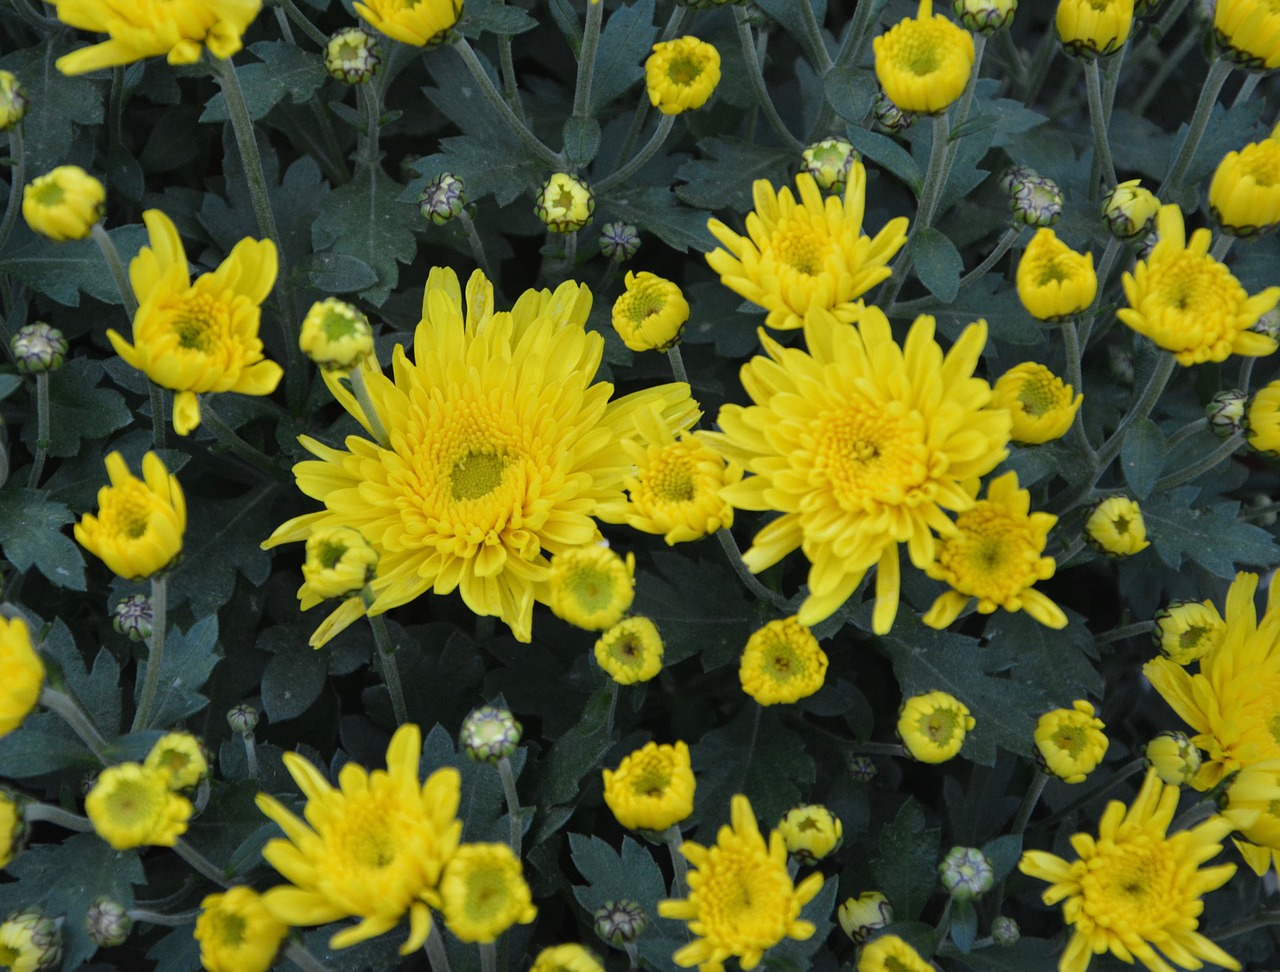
(36, 688, 108, 759)
(1085, 58, 1117, 193)
(734, 8, 803, 153)
(452, 37, 564, 169)
(1160, 57, 1234, 194)
(25, 372, 49, 488)
(131, 574, 168, 732)
(363, 591, 408, 726)
(497, 754, 523, 857)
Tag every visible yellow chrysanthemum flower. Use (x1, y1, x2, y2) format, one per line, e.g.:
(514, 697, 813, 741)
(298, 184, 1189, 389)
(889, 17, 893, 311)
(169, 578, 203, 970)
(299, 526, 378, 610)
(0, 790, 25, 870)
(923, 471, 1065, 630)
(22, 165, 104, 242)
(85, 763, 193, 850)
(837, 892, 893, 944)
(1145, 571, 1280, 789)
(1144, 731, 1202, 787)
(1210, 126, 1280, 238)
(262, 268, 697, 646)
(144, 732, 208, 791)
(1084, 496, 1149, 557)
(991, 362, 1083, 444)
(1102, 179, 1161, 241)
(536, 172, 595, 233)
(704, 307, 1010, 633)
(1019, 768, 1240, 972)
(705, 168, 909, 331)
(1119, 204, 1280, 365)
(857, 934, 934, 972)
(612, 271, 689, 352)
(195, 886, 289, 972)
(645, 35, 721, 115)
(1034, 700, 1109, 783)
(73, 451, 186, 581)
(777, 805, 842, 864)
(439, 843, 537, 944)
(0, 71, 26, 132)
(108, 209, 282, 436)
(0, 912, 55, 972)
(594, 616, 664, 685)
(1214, 0, 1280, 70)
(659, 794, 824, 971)
(1153, 599, 1226, 666)
(602, 741, 695, 832)
(51, 0, 260, 74)
(1219, 759, 1280, 876)
(1247, 379, 1280, 456)
(299, 298, 375, 372)
(1055, 0, 1135, 58)
(544, 545, 636, 631)
(529, 944, 605, 972)
(354, 0, 461, 47)
(873, 0, 975, 114)
(255, 724, 462, 954)
(0, 616, 44, 740)
(1016, 228, 1097, 321)
(898, 690, 974, 763)
(738, 618, 828, 706)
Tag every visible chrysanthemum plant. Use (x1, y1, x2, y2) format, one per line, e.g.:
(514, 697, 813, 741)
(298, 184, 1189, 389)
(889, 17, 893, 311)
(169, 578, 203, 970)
(2, 0, 1280, 969)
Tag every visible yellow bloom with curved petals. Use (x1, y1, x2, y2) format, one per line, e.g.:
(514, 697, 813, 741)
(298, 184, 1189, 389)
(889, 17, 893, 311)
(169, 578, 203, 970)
(1247, 379, 1280, 456)
(739, 618, 828, 705)
(529, 944, 605, 972)
(1210, 126, 1280, 237)
(144, 731, 208, 791)
(439, 843, 536, 944)
(595, 616, 664, 685)
(544, 545, 635, 631)
(74, 451, 186, 581)
(355, 0, 461, 46)
(1154, 599, 1225, 666)
(1035, 700, 1109, 783)
(22, 165, 104, 241)
(85, 763, 192, 850)
(1055, 0, 1135, 58)
(1016, 228, 1097, 321)
(1214, 0, 1280, 70)
(1085, 496, 1149, 557)
(612, 271, 689, 352)
(195, 886, 289, 972)
(858, 934, 934, 972)
(299, 526, 377, 610)
(1219, 759, 1280, 876)
(873, 0, 975, 114)
(645, 36, 721, 115)
(898, 690, 974, 763)
(991, 362, 1082, 445)
(777, 805, 842, 864)
(0, 616, 44, 741)
(602, 741, 695, 832)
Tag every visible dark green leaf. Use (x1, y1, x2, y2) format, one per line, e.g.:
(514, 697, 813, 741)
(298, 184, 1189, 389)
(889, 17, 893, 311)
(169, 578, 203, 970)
(761, 878, 838, 971)
(292, 251, 380, 293)
(950, 898, 978, 953)
(754, 0, 830, 58)
(675, 137, 792, 212)
(952, 938, 1062, 971)
(547, 0, 583, 54)
(0, 225, 147, 307)
(845, 126, 922, 190)
(20, 357, 131, 459)
(589, 0, 657, 115)
(823, 66, 876, 123)
(536, 686, 615, 808)
(982, 609, 1103, 708)
(261, 642, 328, 722)
(1120, 418, 1167, 499)
(460, 0, 540, 36)
(0, 482, 86, 590)
(1143, 488, 1280, 577)
(0, 720, 93, 777)
(135, 615, 221, 729)
(570, 834, 668, 908)
(982, 833, 1023, 883)
(0, 375, 19, 402)
(872, 799, 941, 921)
(200, 63, 288, 123)
(311, 169, 418, 306)
(563, 116, 601, 167)
(411, 134, 542, 207)
(632, 552, 753, 669)
(601, 185, 714, 253)
(148, 929, 202, 972)
(0, 40, 103, 174)
(250, 40, 327, 104)
(40, 619, 122, 736)
(911, 227, 963, 303)
(162, 488, 274, 617)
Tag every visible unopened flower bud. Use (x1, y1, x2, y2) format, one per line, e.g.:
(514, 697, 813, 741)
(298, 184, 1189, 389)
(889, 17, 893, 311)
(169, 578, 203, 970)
(1252, 307, 1280, 343)
(301, 526, 377, 601)
(0, 789, 27, 869)
(4, 910, 62, 971)
(1207, 389, 1247, 439)
(84, 897, 131, 948)
(535, 173, 595, 233)
(227, 704, 259, 735)
(598, 222, 640, 263)
(953, 0, 1017, 33)
(1010, 175, 1063, 227)
(873, 89, 917, 133)
(419, 173, 466, 225)
(1153, 599, 1224, 665)
(1246, 492, 1278, 527)
(0, 71, 27, 132)
(111, 594, 153, 643)
(939, 846, 994, 901)
(998, 164, 1039, 196)
(1108, 344, 1135, 384)
(299, 298, 374, 371)
(800, 138, 859, 194)
(593, 899, 648, 946)
(22, 165, 105, 242)
(1145, 731, 1202, 786)
(849, 755, 877, 782)
(1085, 496, 1149, 557)
(325, 27, 381, 83)
(837, 892, 893, 943)
(12, 324, 67, 374)
(1101, 179, 1160, 241)
(461, 705, 522, 762)
(1135, 228, 1159, 262)
(777, 805, 843, 864)
(991, 915, 1020, 946)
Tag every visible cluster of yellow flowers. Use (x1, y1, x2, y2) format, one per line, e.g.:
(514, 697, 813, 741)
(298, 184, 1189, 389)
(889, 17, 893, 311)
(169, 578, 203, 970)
(86, 732, 207, 850)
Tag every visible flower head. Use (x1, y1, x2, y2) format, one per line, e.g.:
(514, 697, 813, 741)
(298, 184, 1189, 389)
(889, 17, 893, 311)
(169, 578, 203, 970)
(74, 451, 186, 580)
(419, 173, 466, 225)
(1119, 204, 1280, 365)
(0, 790, 26, 870)
(777, 805, 842, 864)
(0, 617, 43, 740)
(544, 545, 636, 631)
(599, 222, 641, 263)
(1219, 759, 1280, 876)
(530, 944, 605, 972)
(536, 173, 595, 233)
(299, 526, 378, 610)
(800, 138, 859, 195)
(858, 934, 934, 972)
(1210, 127, 1280, 237)
(85, 897, 131, 948)
(873, 0, 976, 114)
(1016, 228, 1097, 320)
(923, 471, 1065, 630)
(1153, 599, 1225, 665)
(837, 892, 893, 943)
(0, 72, 28, 132)
(739, 618, 828, 705)
(85, 763, 193, 850)
(602, 741, 695, 832)
(51, 0, 260, 73)
(1085, 496, 1150, 557)
(1208, 388, 1248, 438)
(1035, 700, 1109, 783)
(11, 324, 67, 374)
(940, 846, 994, 900)
(898, 690, 974, 763)
(1055, 0, 1135, 57)
(262, 268, 697, 645)
(355, 0, 461, 46)
(144, 732, 208, 791)
(612, 272, 689, 352)
(1248, 378, 1280, 455)
(109, 209, 282, 436)
(112, 594, 153, 643)
(953, 0, 1018, 33)
(1019, 768, 1240, 972)
(595, 616, 664, 685)
(705, 169, 909, 331)
(1144, 731, 1202, 786)
(0, 910, 61, 972)
(325, 26, 381, 83)
(460, 706, 522, 763)
(195, 886, 289, 972)
(255, 724, 463, 954)
(593, 900, 648, 946)
(22, 166, 104, 241)
(1010, 174, 1064, 228)
(645, 36, 721, 115)
(704, 307, 1010, 633)
(659, 795, 824, 970)
(439, 843, 536, 943)
(1102, 179, 1161, 240)
(991, 362, 1082, 445)
(300, 298, 374, 372)
(1214, 0, 1280, 70)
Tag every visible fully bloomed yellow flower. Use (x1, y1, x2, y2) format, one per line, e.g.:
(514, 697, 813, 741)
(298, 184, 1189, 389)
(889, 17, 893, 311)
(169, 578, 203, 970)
(439, 843, 536, 943)
(923, 471, 1065, 629)
(85, 763, 193, 850)
(1210, 124, 1280, 237)
(1035, 701, 1109, 783)
(0, 616, 43, 740)
(1055, 0, 1135, 57)
(704, 307, 1010, 633)
(594, 616, 664, 685)
(1248, 380, 1280, 455)
(544, 545, 635, 631)
(1219, 759, 1280, 876)
(1019, 768, 1239, 972)
(602, 741, 695, 832)
(263, 268, 697, 646)
(659, 794, 824, 971)
(51, 0, 261, 74)
(108, 210, 281, 436)
(898, 690, 974, 763)
(991, 362, 1082, 444)
(706, 168, 909, 331)
(1214, 0, 1280, 70)
(22, 165, 104, 242)
(739, 618, 828, 705)
(612, 271, 689, 352)
(255, 724, 462, 954)
(1016, 229, 1097, 321)
(1119, 204, 1280, 365)
(74, 451, 186, 580)
(873, 0, 975, 114)
(195, 886, 289, 972)
(645, 36, 721, 115)
(355, 0, 461, 46)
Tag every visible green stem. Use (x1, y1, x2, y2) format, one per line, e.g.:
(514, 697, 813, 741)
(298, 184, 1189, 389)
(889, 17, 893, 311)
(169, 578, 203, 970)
(90, 222, 138, 317)
(1096, 620, 1154, 645)
(479, 942, 497, 972)
(355, 82, 382, 172)
(940, 33, 986, 184)
(1017, 25, 1058, 105)
(0, 125, 24, 257)
(497, 754, 523, 858)
(1232, 71, 1262, 108)
(1085, 59, 1117, 194)
(796, 0, 833, 71)
(1210, 233, 1234, 261)
(23, 802, 94, 831)
(1101, 45, 1124, 127)
(455, 209, 493, 279)
(595, 114, 676, 193)
(1132, 31, 1197, 117)
(1061, 318, 1097, 462)
(1010, 769, 1050, 838)
(25, 372, 48, 488)
(664, 824, 689, 898)
(364, 592, 408, 726)
(808, 0, 873, 136)
(715, 528, 788, 610)
(934, 897, 953, 939)
(1029, 757, 1146, 835)
(1238, 354, 1258, 395)
(424, 927, 454, 972)
(1167, 417, 1209, 450)
(279, 0, 329, 47)
(917, 112, 953, 229)
(272, 6, 295, 44)
(149, 384, 168, 451)
(1170, 798, 1216, 832)
(284, 943, 334, 972)
(127, 908, 200, 926)
(498, 36, 525, 120)
(1160, 57, 1234, 195)
(1056, 536, 1087, 568)
(850, 740, 908, 757)
(571, 0, 605, 120)
(173, 837, 229, 886)
(734, 8, 804, 153)
(604, 679, 619, 737)
(200, 400, 285, 480)
(131, 574, 168, 732)
(241, 730, 259, 778)
(38, 687, 108, 761)
(1152, 434, 1242, 492)
(666, 343, 690, 387)
(1215, 911, 1280, 940)
(452, 37, 564, 169)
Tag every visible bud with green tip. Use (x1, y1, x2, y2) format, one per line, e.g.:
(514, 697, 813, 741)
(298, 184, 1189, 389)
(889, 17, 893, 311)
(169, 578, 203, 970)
(3, 910, 62, 971)
(939, 846, 994, 901)
(837, 892, 892, 943)
(998, 164, 1038, 196)
(84, 897, 131, 948)
(1207, 389, 1247, 439)
(299, 298, 374, 372)
(953, 0, 1017, 33)
(873, 88, 916, 134)
(598, 222, 640, 263)
(1010, 175, 1063, 227)
(848, 755, 876, 782)
(1145, 731, 1202, 786)
(535, 173, 595, 234)
(112, 594, 153, 643)
(325, 27, 381, 83)
(1101, 179, 1160, 241)
(800, 138, 859, 194)
(419, 173, 467, 226)
(227, 704, 259, 735)
(12, 324, 66, 374)
(992, 915, 1020, 946)
(0, 71, 27, 132)
(593, 899, 648, 946)
(1246, 492, 1278, 527)
(461, 705, 522, 763)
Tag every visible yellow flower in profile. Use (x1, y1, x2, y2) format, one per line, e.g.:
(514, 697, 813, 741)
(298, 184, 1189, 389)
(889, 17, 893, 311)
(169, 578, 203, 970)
(1219, 759, 1280, 876)
(645, 36, 721, 115)
(923, 471, 1066, 630)
(1144, 731, 1202, 787)
(0, 790, 25, 870)
(898, 691, 974, 763)
(1084, 496, 1149, 557)
(704, 307, 1010, 634)
(22, 165, 104, 241)
(255, 724, 462, 954)
(612, 271, 689, 352)
(144, 732, 208, 791)
(51, 0, 261, 74)
(85, 763, 193, 850)
(991, 362, 1082, 444)
(544, 545, 636, 631)
(73, 451, 186, 581)
(299, 526, 377, 609)
(1016, 228, 1097, 321)
(263, 268, 698, 645)
(1119, 204, 1280, 365)
(602, 741, 695, 832)
(0, 912, 56, 972)
(1019, 768, 1240, 972)
(439, 843, 537, 944)
(594, 616, 664, 685)
(1153, 599, 1225, 665)
(873, 0, 975, 114)
(108, 209, 282, 436)
(1055, 0, 1135, 57)
(0, 617, 44, 740)
(195, 886, 289, 972)
(1210, 126, 1280, 237)
(777, 805, 842, 864)
(299, 298, 375, 372)
(1214, 0, 1280, 70)
(858, 934, 934, 972)
(1102, 179, 1160, 241)
(739, 618, 829, 705)
(659, 794, 824, 971)
(706, 168, 909, 331)
(1035, 701, 1109, 783)
(529, 944, 605, 972)
(1247, 379, 1280, 456)
(837, 892, 893, 944)
(355, 0, 461, 46)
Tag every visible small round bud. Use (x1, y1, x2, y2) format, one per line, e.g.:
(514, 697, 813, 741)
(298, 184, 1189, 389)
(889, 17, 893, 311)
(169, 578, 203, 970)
(12, 324, 67, 374)
(1010, 175, 1063, 228)
(419, 173, 467, 226)
(227, 704, 259, 735)
(598, 222, 641, 263)
(1246, 492, 1278, 527)
(1101, 179, 1160, 241)
(1135, 228, 1159, 262)
(4, 910, 62, 971)
(1145, 731, 1202, 786)
(111, 594, 153, 643)
(461, 705, 522, 762)
(800, 138, 859, 194)
(873, 88, 917, 134)
(0, 71, 28, 132)
(1207, 389, 1247, 439)
(777, 805, 843, 864)
(299, 298, 374, 372)
(84, 897, 131, 948)
(0, 789, 28, 869)
(1251, 307, 1280, 343)
(848, 754, 877, 782)
(837, 892, 893, 943)
(953, 0, 1017, 34)
(301, 526, 378, 601)
(939, 846, 994, 901)
(325, 27, 381, 83)
(991, 915, 1020, 946)
(593, 899, 648, 946)
(535, 173, 595, 233)
(998, 164, 1038, 196)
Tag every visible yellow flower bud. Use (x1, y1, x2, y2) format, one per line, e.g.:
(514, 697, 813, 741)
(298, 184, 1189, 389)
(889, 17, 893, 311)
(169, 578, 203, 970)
(644, 36, 721, 115)
(777, 805, 843, 864)
(837, 892, 893, 943)
(1101, 179, 1160, 240)
(299, 298, 375, 371)
(611, 271, 689, 352)
(991, 362, 1082, 444)
(1214, 0, 1280, 70)
(535, 172, 595, 234)
(874, 0, 976, 114)
(299, 526, 378, 607)
(0, 71, 28, 132)
(1034, 700, 1109, 783)
(22, 165, 105, 241)
(602, 741, 695, 831)
(1016, 228, 1097, 321)
(1153, 599, 1225, 665)
(1084, 496, 1150, 557)
(1144, 731, 1202, 786)
(1055, 0, 1135, 58)
(898, 690, 974, 763)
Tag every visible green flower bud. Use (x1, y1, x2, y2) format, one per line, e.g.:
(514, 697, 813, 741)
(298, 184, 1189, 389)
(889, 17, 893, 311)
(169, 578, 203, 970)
(998, 164, 1039, 196)
(1145, 731, 1202, 786)
(953, 0, 1017, 33)
(12, 323, 67, 373)
(593, 899, 648, 946)
(1010, 175, 1063, 227)
(1252, 307, 1280, 343)
(299, 298, 374, 371)
(3, 910, 62, 971)
(227, 704, 259, 735)
(991, 915, 1020, 946)
(461, 705, 522, 762)
(800, 138, 859, 194)
(325, 27, 381, 83)
(873, 88, 917, 134)
(1207, 389, 1247, 439)
(939, 846, 994, 900)
(1246, 492, 1278, 527)
(535, 173, 595, 234)
(112, 594, 153, 643)
(419, 173, 467, 226)
(598, 222, 640, 263)
(1101, 179, 1160, 241)
(84, 897, 131, 948)
(0, 71, 27, 132)
(837, 892, 893, 943)
(849, 755, 877, 782)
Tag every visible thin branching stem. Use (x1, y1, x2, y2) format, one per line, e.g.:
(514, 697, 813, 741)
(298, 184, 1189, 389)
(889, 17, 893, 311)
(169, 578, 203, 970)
(131, 575, 169, 732)
(37, 688, 108, 760)
(452, 37, 564, 169)
(1160, 57, 1234, 195)
(734, 9, 804, 153)
(715, 528, 788, 610)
